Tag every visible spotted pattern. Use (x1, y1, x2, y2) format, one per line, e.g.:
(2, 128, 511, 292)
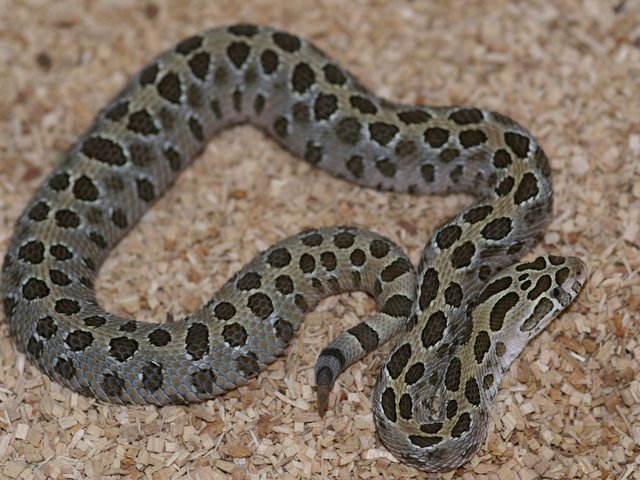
(1, 25, 586, 474)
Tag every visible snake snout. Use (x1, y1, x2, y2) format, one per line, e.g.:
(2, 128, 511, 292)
(563, 257, 588, 296)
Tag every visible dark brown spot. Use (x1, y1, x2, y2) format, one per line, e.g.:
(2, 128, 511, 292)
(157, 72, 182, 103)
(50, 244, 72, 261)
(490, 291, 520, 331)
(464, 205, 493, 224)
(424, 127, 449, 148)
(350, 95, 377, 114)
(381, 387, 397, 422)
(260, 49, 279, 74)
(27, 336, 42, 358)
(381, 258, 412, 282)
(527, 274, 552, 300)
(214, 301, 237, 320)
(515, 257, 547, 271)
(459, 129, 487, 148)
(49, 269, 71, 286)
(83, 315, 106, 327)
(55, 298, 80, 314)
(421, 163, 435, 182)
(49, 172, 70, 191)
(481, 217, 512, 241)
(237, 272, 261, 290)
(409, 435, 442, 447)
(136, 178, 155, 202)
(188, 52, 210, 80)
(111, 208, 128, 229)
(273, 116, 288, 137)
(226, 41, 250, 68)
(444, 282, 463, 307)
(54, 357, 75, 379)
(275, 274, 294, 295)
(314, 93, 338, 120)
(445, 357, 462, 391)
(323, 64, 346, 85)
(128, 110, 158, 135)
(82, 136, 126, 166)
(451, 241, 475, 269)
(273, 31, 301, 52)
(274, 318, 294, 343)
(404, 362, 425, 385)
(420, 422, 443, 434)
(495, 176, 515, 197)
(187, 117, 204, 141)
(55, 209, 80, 228)
(386, 343, 411, 379)
(18, 240, 45, 264)
(346, 155, 364, 178)
(493, 149, 512, 168)
(36, 316, 57, 338)
(248, 292, 274, 319)
(304, 142, 322, 164)
(514, 172, 539, 204)
(102, 374, 124, 397)
(435, 225, 462, 250)
(22, 278, 50, 300)
(185, 323, 209, 360)
(109, 336, 138, 362)
(299, 253, 316, 273)
(370, 239, 390, 258)
(119, 321, 137, 332)
(105, 101, 129, 121)
(335, 117, 362, 145)
(421, 311, 446, 348)
(381, 295, 413, 318)
(451, 412, 472, 437)
(65, 330, 93, 351)
(191, 368, 216, 394)
(320, 251, 337, 271)
(376, 158, 396, 177)
(142, 362, 163, 391)
(397, 109, 431, 124)
(465, 378, 481, 406)
(148, 329, 171, 347)
(291, 62, 315, 93)
(449, 108, 484, 124)
(237, 352, 261, 377)
(28, 201, 50, 221)
(346, 322, 378, 353)
(474, 330, 491, 363)
(228, 24, 259, 36)
(222, 323, 248, 347)
(175, 35, 202, 55)
(504, 131, 530, 158)
(350, 249, 365, 266)
(369, 122, 398, 145)
(139, 63, 158, 85)
(398, 393, 413, 420)
(301, 232, 323, 247)
(267, 248, 291, 268)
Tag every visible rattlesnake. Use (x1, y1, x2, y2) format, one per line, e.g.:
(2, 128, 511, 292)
(2, 24, 586, 472)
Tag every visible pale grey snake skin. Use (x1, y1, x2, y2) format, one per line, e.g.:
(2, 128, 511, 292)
(2, 25, 587, 472)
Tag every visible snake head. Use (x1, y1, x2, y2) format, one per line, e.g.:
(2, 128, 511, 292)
(517, 255, 587, 335)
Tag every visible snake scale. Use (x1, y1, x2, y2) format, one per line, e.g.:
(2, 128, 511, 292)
(2, 24, 587, 471)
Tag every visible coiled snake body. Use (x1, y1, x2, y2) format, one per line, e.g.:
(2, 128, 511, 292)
(2, 25, 586, 471)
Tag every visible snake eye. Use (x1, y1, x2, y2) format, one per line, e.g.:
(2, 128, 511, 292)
(551, 287, 561, 298)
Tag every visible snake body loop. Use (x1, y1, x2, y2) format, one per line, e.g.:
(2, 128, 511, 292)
(2, 25, 586, 472)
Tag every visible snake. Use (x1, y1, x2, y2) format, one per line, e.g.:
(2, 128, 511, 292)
(2, 24, 587, 472)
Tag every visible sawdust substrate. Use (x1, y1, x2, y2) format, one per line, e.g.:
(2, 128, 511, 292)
(1, 1, 639, 479)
